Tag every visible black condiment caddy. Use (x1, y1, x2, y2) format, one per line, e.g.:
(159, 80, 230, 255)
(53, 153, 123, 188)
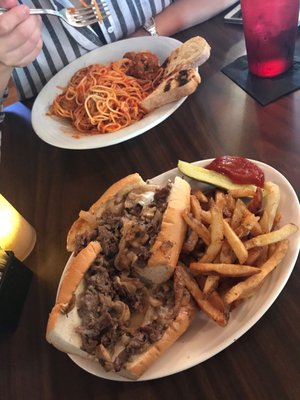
(0, 248, 33, 332)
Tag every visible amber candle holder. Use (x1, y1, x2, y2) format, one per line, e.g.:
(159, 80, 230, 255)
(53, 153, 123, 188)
(0, 194, 36, 261)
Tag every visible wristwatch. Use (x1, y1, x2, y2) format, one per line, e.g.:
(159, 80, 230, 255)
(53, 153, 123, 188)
(143, 17, 158, 36)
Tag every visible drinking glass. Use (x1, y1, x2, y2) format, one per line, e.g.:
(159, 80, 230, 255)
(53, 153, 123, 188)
(240, 0, 300, 77)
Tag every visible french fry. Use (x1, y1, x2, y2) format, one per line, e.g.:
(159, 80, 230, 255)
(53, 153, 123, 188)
(219, 240, 235, 264)
(199, 201, 224, 262)
(195, 274, 206, 291)
(224, 193, 236, 216)
(273, 211, 282, 228)
(259, 181, 280, 232)
(230, 196, 261, 235)
(190, 194, 211, 224)
(202, 275, 219, 297)
(190, 262, 261, 277)
(245, 247, 263, 265)
(177, 265, 229, 327)
(224, 240, 289, 304)
(193, 189, 208, 203)
(182, 209, 211, 246)
(215, 191, 226, 209)
(255, 246, 269, 267)
(198, 199, 225, 295)
(244, 223, 298, 249)
(230, 199, 247, 230)
(179, 181, 298, 328)
(229, 188, 257, 198)
(223, 219, 248, 264)
(235, 213, 260, 238)
(247, 187, 263, 215)
(190, 195, 203, 220)
(250, 220, 263, 237)
(198, 209, 212, 225)
(182, 229, 199, 253)
(208, 290, 229, 318)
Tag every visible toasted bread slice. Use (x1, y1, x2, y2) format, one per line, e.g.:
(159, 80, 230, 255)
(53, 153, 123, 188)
(163, 36, 211, 78)
(141, 68, 200, 112)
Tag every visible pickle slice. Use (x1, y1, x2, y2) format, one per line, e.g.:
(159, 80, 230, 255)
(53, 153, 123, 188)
(178, 160, 257, 191)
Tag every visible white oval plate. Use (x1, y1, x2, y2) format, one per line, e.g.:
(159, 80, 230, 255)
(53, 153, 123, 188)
(32, 36, 186, 150)
(67, 159, 300, 381)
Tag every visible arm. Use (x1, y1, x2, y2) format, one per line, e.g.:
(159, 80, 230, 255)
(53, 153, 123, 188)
(129, 0, 237, 37)
(0, 0, 42, 97)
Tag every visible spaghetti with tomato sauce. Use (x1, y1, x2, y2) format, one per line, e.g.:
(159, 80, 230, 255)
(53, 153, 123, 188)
(49, 53, 163, 135)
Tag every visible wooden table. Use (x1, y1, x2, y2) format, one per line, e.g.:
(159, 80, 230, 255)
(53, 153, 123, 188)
(1, 9, 299, 400)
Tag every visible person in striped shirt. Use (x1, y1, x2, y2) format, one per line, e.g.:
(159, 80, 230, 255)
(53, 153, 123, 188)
(0, 0, 236, 103)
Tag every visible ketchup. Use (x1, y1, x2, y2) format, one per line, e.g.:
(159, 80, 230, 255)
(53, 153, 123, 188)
(205, 156, 265, 187)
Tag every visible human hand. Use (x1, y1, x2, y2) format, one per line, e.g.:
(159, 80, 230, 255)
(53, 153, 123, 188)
(0, 0, 42, 68)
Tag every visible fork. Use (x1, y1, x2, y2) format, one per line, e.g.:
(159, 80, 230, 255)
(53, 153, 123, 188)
(0, 1, 110, 28)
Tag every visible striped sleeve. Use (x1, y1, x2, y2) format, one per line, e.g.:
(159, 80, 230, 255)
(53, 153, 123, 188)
(100, 0, 173, 43)
(12, 0, 174, 100)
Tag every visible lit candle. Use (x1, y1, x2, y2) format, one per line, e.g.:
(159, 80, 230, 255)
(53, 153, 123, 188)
(0, 195, 36, 261)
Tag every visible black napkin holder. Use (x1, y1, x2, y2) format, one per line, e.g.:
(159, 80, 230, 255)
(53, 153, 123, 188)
(0, 249, 33, 332)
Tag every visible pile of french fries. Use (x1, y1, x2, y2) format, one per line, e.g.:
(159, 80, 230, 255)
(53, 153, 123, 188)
(177, 181, 298, 327)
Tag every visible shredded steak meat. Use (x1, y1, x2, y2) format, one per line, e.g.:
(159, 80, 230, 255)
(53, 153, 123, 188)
(74, 182, 181, 372)
(76, 261, 176, 371)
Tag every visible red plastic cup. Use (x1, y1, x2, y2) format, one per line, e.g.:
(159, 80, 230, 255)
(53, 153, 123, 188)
(240, 0, 300, 77)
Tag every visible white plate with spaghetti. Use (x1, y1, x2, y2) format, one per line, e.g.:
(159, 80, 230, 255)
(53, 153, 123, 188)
(32, 36, 186, 150)
(67, 159, 300, 381)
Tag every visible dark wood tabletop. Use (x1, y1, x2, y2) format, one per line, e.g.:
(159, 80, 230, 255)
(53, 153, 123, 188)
(0, 8, 300, 400)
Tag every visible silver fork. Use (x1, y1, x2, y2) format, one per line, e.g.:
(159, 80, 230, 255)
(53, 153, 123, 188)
(0, 1, 110, 28)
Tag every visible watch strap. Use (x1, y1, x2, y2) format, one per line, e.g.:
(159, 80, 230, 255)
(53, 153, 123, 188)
(143, 17, 158, 36)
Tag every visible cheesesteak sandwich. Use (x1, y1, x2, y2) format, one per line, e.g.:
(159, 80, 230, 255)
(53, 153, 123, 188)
(46, 173, 196, 379)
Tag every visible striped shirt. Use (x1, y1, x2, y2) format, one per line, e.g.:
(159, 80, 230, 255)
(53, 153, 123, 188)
(12, 0, 173, 100)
